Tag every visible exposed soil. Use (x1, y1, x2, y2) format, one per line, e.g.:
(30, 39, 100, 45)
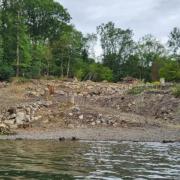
(0, 79, 179, 142)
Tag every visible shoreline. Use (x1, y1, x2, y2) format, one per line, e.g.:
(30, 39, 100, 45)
(0, 127, 180, 142)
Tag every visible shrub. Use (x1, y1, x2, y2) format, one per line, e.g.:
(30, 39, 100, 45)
(172, 84, 180, 98)
(160, 61, 180, 82)
(0, 65, 15, 81)
(88, 63, 113, 82)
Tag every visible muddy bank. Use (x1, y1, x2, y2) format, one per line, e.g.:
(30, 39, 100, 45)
(0, 127, 180, 142)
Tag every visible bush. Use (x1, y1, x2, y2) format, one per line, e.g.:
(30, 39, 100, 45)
(88, 63, 113, 82)
(160, 61, 180, 82)
(172, 84, 180, 98)
(0, 65, 15, 81)
(73, 59, 89, 80)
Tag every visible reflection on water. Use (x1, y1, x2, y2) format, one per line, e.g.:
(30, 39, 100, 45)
(0, 140, 179, 180)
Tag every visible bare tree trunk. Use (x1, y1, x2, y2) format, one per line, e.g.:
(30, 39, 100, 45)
(66, 55, 70, 78)
(66, 48, 71, 78)
(61, 54, 64, 78)
(47, 60, 50, 76)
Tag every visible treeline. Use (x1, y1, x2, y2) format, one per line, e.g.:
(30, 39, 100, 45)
(0, 0, 112, 82)
(97, 22, 180, 82)
(0, 0, 179, 82)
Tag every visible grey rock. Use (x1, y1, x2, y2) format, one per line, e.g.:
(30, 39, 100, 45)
(16, 112, 26, 125)
(91, 122, 96, 126)
(42, 101, 53, 107)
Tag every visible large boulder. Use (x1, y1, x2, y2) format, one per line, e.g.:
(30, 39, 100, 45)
(16, 112, 26, 125)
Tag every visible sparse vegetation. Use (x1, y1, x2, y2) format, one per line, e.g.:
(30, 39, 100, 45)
(128, 82, 162, 95)
(172, 84, 180, 98)
(128, 85, 147, 95)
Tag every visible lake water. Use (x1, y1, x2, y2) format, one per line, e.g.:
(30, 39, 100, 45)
(0, 140, 179, 180)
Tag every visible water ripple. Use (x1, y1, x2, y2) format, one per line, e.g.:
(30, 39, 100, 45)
(0, 140, 179, 179)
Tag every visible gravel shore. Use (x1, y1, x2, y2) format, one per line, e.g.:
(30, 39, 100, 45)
(0, 127, 180, 142)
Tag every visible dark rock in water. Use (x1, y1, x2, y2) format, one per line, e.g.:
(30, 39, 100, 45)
(72, 137, 78, 141)
(162, 140, 175, 144)
(59, 137, 65, 141)
(15, 138, 23, 141)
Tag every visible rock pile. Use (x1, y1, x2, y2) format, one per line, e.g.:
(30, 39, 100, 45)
(0, 82, 8, 88)
(64, 106, 131, 128)
(0, 100, 54, 128)
(98, 92, 180, 123)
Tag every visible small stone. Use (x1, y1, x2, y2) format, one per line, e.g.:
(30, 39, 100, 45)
(113, 123, 118, 127)
(8, 108, 16, 115)
(4, 120, 15, 125)
(69, 113, 73, 116)
(9, 114, 16, 120)
(91, 122, 96, 126)
(43, 119, 49, 123)
(34, 116, 42, 121)
(25, 115, 31, 122)
(79, 115, 84, 120)
(68, 124, 75, 128)
(56, 90, 65, 95)
(96, 120, 101, 124)
(72, 106, 80, 112)
(25, 108, 31, 115)
(42, 101, 53, 107)
(132, 101, 136, 105)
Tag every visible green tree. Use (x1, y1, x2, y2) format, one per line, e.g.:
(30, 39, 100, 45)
(24, 0, 71, 42)
(97, 22, 134, 81)
(168, 27, 180, 67)
(136, 34, 165, 81)
(160, 60, 180, 82)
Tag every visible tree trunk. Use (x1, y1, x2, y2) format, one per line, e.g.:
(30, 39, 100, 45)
(47, 60, 50, 76)
(67, 56, 70, 78)
(61, 54, 64, 78)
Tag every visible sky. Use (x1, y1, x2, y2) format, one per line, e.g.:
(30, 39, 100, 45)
(58, 0, 180, 56)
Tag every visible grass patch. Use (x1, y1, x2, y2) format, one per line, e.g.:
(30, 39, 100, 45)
(128, 85, 147, 95)
(172, 84, 180, 98)
(10, 77, 32, 84)
(128, 82, 166, 95)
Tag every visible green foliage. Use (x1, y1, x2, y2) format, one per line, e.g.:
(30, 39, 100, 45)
(160, 60, 180, 82)
(10, 77, 31, 84)
(73, 59, 88, 80)
(0, 64, 14, 81)
(0, 1, 179, 83)
(168, 27, 180, 55)
(97, 21, 134, 81)
(88, 63, 113, 82)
